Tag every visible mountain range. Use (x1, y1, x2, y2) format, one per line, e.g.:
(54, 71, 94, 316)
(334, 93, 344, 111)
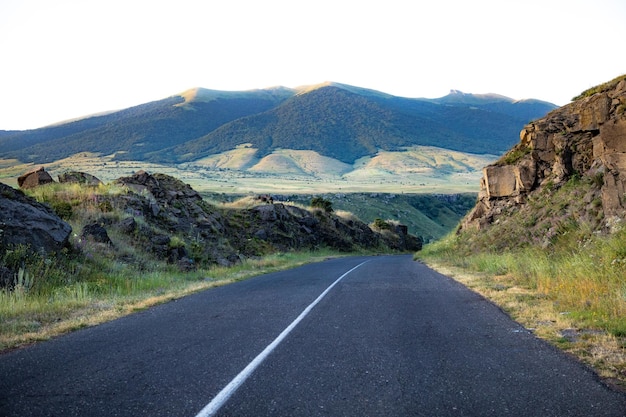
(0, 82, 556, 166)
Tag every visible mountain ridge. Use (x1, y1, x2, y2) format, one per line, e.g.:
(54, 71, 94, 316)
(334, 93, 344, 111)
(0, 82, 557, 167)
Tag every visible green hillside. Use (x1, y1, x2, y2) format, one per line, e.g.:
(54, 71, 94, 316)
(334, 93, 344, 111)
(167, 85, 552, 163)
(0, 83, 556, 165)
(0, 91, 291, 163)
(208, 192, 477, 243)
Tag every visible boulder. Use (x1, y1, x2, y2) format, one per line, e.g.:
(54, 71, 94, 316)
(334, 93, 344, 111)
(0, 182, 71, 253)
(58, 171, 102, 186)
(80, 223, 112, 245)
(118, 217, 137, 234)
(17, 167, 54, 189)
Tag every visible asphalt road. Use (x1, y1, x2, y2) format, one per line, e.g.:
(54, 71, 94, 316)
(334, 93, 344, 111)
(1, 255, 625, 416)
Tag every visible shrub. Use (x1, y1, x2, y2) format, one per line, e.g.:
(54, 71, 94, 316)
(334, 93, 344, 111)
(311, 197, 333, 213)
(501, 145, 531, 165)
(50, 201, 73, 220)
(372, 218, 392, 230)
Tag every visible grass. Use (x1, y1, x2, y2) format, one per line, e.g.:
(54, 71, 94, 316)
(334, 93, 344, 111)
(0, 144, 496, 195)
(499, 144, 531, 165)
(0, 248, 350, 352)
(571, 74, 626, 101)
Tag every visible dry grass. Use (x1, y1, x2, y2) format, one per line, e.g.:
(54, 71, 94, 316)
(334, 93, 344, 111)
(0, 250, 345, 352)
(417, 221, 626, 390)
(334, 210, 361, 223)
(421, 260, 626, 389)
(0, 144, 496, 195)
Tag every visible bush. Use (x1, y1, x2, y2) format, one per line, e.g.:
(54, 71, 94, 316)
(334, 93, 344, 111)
(311, 197, 333, 213)
(372, 218, 392, 230)
(51, 201, 73, 220)
(501, 145, 531, 165)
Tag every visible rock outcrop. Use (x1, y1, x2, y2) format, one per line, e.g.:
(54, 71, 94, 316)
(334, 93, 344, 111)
(107, 171, 420, 268)
(114, 170, 224, 235)
(0, 182, 72, 253)
(2, 167, 420, 279)
(462, 74, 626, 232)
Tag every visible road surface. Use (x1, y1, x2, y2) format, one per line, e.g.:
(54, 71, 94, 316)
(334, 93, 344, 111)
(1, 255, 625, 416)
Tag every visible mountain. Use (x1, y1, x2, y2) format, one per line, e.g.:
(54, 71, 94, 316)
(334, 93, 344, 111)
(427, 90, 558, 123)
(0, 83, 556, 165)
(0, 88, 293, 163)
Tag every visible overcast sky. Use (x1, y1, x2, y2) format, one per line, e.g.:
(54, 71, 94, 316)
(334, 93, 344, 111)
(1, 0, 625, 130)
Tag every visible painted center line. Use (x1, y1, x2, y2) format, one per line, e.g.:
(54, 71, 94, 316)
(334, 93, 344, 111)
(194, 260, 370, 417)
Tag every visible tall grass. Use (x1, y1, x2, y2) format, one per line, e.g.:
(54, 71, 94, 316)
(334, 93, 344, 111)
(419, 224, 626, 337)
(0, 246, 345, 351)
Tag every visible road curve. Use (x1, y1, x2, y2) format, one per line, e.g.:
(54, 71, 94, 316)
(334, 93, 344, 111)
(0, 255, 624, 416)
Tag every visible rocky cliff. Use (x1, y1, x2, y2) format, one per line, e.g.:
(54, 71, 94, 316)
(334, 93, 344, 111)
(462, 75, 626, 235)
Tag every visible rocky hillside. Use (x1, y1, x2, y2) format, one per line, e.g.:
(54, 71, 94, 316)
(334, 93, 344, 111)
(0, 168, 420, 288)
(461, 74, 626, 244)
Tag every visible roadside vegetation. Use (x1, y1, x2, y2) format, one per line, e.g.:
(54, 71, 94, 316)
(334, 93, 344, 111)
(2, 178, 404, 352)
(0, 242, 353, 352)
(416, 176, 626, 387)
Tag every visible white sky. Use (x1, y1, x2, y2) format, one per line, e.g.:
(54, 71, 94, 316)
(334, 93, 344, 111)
(0, 0, 625, 130)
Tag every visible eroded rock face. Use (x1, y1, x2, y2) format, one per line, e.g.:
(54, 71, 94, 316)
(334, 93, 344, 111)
(463, 75, 626, 231)
(114, 170, 224, 234)
(0, 182, 72, 253)
(483, 165, 517, 198)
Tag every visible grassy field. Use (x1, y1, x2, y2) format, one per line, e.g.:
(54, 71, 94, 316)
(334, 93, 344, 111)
(0, 146, 496, 194)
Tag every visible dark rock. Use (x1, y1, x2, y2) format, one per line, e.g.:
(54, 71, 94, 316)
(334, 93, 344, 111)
(254, 204, 279, 222)
(58, 171, 102, 186)
(80, 223, 112, 245)
(216, 257, 231, 267)
(0, 266, 12, 289)
(119, 217, 137, 234)
(152, 234, 170, 246)
(114, 171, 222, 233)
(0, 182, 71, 253)
(167, 246, 188, 263)
(254, 229, 269, 240)
(17, 167, 54, 189)
(177, 257, 195, 271)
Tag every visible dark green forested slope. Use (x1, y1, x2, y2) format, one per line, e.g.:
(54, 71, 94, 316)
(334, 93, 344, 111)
(0, 83, 556, 164)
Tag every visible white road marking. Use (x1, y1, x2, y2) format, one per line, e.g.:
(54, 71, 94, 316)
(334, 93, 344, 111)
(194, 260, 370, 417)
